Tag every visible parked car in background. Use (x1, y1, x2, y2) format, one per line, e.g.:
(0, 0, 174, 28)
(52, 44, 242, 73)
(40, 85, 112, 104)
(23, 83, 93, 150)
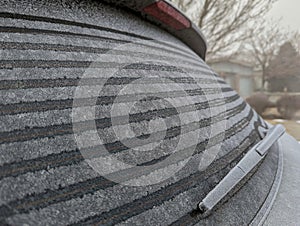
(246, 92, 275, 116)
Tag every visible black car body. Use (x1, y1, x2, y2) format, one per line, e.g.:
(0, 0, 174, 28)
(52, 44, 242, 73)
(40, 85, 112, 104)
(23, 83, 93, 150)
(0, 0, 299, 225)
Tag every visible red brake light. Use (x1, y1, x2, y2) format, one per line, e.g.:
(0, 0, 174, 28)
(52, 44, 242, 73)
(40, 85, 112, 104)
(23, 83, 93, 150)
(143, 1, 191, 30)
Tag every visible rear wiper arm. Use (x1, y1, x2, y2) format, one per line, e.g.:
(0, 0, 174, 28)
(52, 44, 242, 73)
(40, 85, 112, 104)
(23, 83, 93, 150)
(199, 124, 285, 216)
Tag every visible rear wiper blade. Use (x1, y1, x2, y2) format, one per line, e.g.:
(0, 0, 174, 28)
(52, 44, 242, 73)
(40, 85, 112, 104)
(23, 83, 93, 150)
(199, 124, 285, 216)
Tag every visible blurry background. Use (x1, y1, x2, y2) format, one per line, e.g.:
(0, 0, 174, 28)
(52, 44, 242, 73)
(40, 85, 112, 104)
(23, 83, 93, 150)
(170, 0, 300, 140)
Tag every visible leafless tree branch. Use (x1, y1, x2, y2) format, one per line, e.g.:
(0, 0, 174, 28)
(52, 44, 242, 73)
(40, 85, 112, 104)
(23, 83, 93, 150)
(170, 0, 277, 60)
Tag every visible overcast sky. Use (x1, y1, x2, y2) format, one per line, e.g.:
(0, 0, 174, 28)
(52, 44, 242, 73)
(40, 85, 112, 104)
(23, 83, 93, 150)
(269, 0, 300, 32)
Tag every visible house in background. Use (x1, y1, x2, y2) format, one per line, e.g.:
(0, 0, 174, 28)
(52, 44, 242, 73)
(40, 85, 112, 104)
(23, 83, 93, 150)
(209, 59, 260, 98)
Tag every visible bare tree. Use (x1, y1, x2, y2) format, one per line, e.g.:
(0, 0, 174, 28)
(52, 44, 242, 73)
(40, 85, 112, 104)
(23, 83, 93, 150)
(291, 32, 300, 53)
(170, 0, 277, 61)
(265, 41, 300, 92)
(246, 20, 288, 90)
